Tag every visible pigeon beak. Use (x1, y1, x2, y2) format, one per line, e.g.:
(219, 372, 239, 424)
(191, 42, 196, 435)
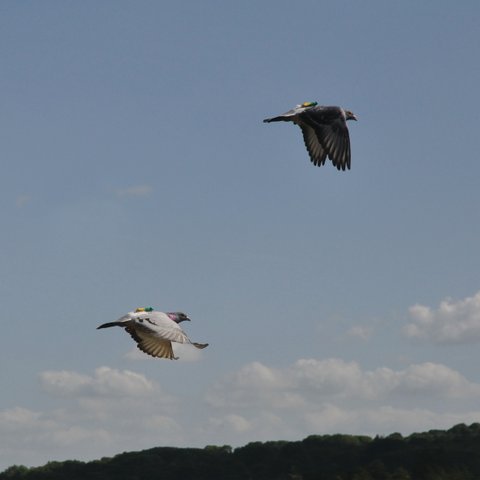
(351, 114, 358, 121)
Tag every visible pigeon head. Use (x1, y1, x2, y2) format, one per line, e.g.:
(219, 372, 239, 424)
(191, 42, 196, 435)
(167, 312, 191, 323)
(345, 110, 357, 121)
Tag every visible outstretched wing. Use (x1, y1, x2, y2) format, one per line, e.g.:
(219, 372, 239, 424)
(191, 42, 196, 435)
(138, 337, 177, 359)
(298, 122, 327, 167)
(125, 325, 177, 359)
(302, 108, 351, 170)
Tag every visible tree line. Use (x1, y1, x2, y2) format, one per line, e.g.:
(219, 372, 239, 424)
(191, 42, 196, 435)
(2, 423, 480, 479)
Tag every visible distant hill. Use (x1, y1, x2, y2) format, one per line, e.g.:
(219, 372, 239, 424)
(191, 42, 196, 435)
(2, 423, 480, 479)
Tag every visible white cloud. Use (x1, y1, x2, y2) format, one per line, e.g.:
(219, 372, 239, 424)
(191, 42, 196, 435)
(3, 360, 480, 470)
(393, 362, 480, 398)
(40, 366, 155, 397)
(124, 347, 150, 361)
(0, 367, 181, 469)
(125, 343, 206, 362)
(49, 425, 112, 447)
(208, 414, 252, 434)
(206, 358, 480, 410)
(203, 358, 480, 443)
(405, 291, 480, 344)
(116, 185, 153, 197)
(304, 405, 479, 437)
(205, 361, 297, 409)
(141, 415, 181, 432)
(347, 325, 372, 340)
(15, 195, 31, 208)
(0, 405, 113, 468)
(171, 343, 206, 362)
(0, 407, 54, 433)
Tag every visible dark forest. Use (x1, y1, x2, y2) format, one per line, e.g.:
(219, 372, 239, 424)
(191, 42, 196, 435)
(2, 423, 480, 479)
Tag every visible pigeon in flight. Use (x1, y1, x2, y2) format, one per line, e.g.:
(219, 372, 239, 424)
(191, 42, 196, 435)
(263, 102, 357, 170)
(97, 307, 209, 360)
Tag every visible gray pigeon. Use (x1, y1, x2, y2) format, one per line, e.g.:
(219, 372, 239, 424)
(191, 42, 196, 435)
(263, 102, 357, 170)
(97, 307, 208, 360)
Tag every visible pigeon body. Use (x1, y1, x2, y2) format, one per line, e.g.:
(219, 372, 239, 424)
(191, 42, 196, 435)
(263, 102, 357, 170)
(97, 307, 208, 360)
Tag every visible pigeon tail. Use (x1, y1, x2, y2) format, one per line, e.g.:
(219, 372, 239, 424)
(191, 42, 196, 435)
(192, 342, 209, 349)
(97, 321, 124, 329)
(263, 116, 289, 123)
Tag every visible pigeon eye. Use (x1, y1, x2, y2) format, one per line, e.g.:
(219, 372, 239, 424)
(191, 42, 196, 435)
(139, 318, 143, 323)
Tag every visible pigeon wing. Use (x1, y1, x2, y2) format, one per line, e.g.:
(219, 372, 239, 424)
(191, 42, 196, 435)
(137, 336, 177, 359)
(302, 108, 351, 170)
(299, 122, 327, 166)
(125, 325, 177, 359)
(125, 325, 143, 343)
(319, 120, 351, 170)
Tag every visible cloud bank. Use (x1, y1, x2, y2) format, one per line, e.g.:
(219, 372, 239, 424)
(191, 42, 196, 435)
(2, 360, 480, 470)
(405, 291, 480, 344)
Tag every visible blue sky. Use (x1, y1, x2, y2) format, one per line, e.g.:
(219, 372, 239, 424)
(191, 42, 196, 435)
(2, 0, 480, 470)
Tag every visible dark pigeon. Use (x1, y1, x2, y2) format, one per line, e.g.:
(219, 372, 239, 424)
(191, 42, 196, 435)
(264, 102, 357, 170)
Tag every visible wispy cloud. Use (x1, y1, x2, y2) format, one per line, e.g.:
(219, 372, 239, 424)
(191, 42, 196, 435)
(125, 344, 206, 362)
(347, 325, 372, 340)
(116, 185, 153, 197)
(404, 291, 480, 344)
(40, 366, 156, 397)
(15, 195, 31, 208)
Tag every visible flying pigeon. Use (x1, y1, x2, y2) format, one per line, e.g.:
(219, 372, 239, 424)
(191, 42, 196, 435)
(97, 307, 209, 360)
(263, 102, 357, 170)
